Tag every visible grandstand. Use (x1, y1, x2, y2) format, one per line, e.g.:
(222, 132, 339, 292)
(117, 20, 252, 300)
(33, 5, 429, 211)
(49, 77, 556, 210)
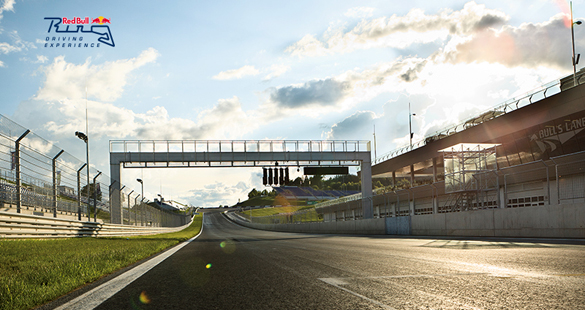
(316, 72, 585, 222)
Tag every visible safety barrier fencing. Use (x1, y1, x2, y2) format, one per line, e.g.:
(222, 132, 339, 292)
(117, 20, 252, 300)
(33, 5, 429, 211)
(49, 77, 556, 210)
(0, 113, 191, 227)
(242, 151, 585, 224)
(0, 211, 193, 238)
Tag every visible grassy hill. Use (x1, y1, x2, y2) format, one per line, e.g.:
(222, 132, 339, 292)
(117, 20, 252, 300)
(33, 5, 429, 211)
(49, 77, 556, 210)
(240, 205, 314, 217)
(233, 195, 310, 208)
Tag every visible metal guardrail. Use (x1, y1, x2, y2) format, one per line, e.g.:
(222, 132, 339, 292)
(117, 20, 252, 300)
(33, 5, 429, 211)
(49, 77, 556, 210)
(110, 140, 371, 154)
(0, 113, 192, 226)
(372, 79, 563, 165)
(0, 211, 193, 238)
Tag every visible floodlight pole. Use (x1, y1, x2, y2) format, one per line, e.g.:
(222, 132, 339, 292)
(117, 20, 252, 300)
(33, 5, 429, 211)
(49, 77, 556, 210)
(409, 102, 416, 149)
(571, 1, 582, 87)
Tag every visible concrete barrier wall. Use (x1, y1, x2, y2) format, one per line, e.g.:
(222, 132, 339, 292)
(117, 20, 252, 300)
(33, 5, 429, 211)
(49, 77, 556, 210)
(411, 203, 585, 238)
(227, 202, 585, 238)
(385, 216, 411, 235)
(225, 213, 387, 235)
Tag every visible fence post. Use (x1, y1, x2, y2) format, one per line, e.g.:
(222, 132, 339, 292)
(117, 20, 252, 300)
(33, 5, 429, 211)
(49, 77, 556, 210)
(77, 164, 87, 221)
(127, 190, 134, 225)
(93, 171, 102, 222)
(555, 164, 560, 204)
(15, 129, 30, 213)
(134, 195, 139, 226)
(52, 150, 64, 218)
(539, 161, 551, 205)
(430, 183, 438, 214)
(494, 170, 500, 209)
(396, 192, 400, 216)
(503, 174, 508, 208)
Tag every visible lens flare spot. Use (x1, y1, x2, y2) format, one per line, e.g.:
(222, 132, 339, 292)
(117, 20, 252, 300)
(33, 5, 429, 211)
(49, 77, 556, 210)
(219, 239, 236, 254)
(139, 291, 150, 304)
(206, 263, 212, 269)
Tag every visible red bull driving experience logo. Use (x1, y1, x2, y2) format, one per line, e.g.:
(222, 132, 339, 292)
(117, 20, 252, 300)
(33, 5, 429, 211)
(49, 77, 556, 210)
(43, 16, 115, 48)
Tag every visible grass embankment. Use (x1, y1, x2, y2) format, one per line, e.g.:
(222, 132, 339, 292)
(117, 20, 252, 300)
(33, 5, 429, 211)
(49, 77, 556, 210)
(0, 214, 202, 310)
(241, 205, 313, 217)
(235, 195, 309, 207)
(241, 205, 322, 223)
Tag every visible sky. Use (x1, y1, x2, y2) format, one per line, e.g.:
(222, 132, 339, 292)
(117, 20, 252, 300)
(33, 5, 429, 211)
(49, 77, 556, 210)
(0, 0, 583, 207)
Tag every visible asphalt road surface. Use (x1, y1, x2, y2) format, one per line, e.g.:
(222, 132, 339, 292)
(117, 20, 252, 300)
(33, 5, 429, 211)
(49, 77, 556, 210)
(86, 211, 585, 309)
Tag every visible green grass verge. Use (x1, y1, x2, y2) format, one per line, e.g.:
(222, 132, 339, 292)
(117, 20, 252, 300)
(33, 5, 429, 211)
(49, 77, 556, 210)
(234, 195, 309, 207)
(241, 205, 311, 217)
(0, 214, 202, 310)
(235, 196, 277, 207)
(241, 205, 322, 223)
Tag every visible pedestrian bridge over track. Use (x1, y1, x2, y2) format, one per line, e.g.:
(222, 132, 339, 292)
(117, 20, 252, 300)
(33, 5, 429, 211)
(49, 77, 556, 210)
(109, 140, 373, 224)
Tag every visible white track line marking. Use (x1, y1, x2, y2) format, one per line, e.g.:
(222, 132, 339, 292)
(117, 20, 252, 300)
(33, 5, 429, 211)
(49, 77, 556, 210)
(55, 214, 205, 310)
(318, 278, 396, 310)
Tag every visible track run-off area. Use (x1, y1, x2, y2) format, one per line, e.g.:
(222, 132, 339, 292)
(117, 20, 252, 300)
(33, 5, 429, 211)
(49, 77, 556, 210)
(49, 210, 585, 309)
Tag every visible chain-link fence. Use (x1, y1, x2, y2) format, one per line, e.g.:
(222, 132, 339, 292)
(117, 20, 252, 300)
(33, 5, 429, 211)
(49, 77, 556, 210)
(0, 114, 190, 227)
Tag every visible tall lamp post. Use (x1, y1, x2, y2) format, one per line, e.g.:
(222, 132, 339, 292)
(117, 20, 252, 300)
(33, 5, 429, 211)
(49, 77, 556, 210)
(409, 102, 416, 149)
(137, 178, 144, 226)
(75, 131, 90, 221)
(571, 1, 582, 87)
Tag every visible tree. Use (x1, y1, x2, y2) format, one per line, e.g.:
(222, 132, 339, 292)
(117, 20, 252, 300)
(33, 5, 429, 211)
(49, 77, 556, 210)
(80, 183, 102, 201)
(248, 188, 259, 199)
(290, 177, 302, 186)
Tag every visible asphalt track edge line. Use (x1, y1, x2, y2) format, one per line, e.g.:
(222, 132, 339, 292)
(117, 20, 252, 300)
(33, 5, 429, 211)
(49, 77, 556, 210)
(54, 214, 205, 310)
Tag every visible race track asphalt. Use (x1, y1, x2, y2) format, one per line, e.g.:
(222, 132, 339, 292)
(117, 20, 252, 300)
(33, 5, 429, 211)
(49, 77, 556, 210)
(63, 210, 585, 309)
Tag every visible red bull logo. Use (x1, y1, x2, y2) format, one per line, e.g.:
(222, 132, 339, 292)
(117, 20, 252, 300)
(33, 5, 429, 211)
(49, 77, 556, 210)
(91, 16, 111, 25)
(43, 16, 116, 47)
(62, 17, 90, 24)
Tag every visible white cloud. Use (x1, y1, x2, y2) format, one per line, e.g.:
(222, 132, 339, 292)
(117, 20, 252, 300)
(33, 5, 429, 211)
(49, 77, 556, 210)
(0, 0, 15, 20)
(286, 2, 509, 57)
(0, 31, 35, 54)
(263, 64, 290, 80)
(186, 181, 249, 207)
(15, 95, 258, 141)
(35, 55, 48, 63)
(212, 65, 260, 80)
(325, 111, 376, 139)
(35, 48, 160, 102)
(0, 59, 3, 67)
(266, 57, 428, 113)
(344, 7, 376, 19)
(446, 13, 578, 69)
(0, 41, 17, 53)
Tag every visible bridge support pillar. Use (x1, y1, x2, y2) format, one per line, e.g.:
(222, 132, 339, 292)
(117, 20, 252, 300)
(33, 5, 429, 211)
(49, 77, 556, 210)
(110, 161, 122, 224)
(361, 157, 373, 219)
